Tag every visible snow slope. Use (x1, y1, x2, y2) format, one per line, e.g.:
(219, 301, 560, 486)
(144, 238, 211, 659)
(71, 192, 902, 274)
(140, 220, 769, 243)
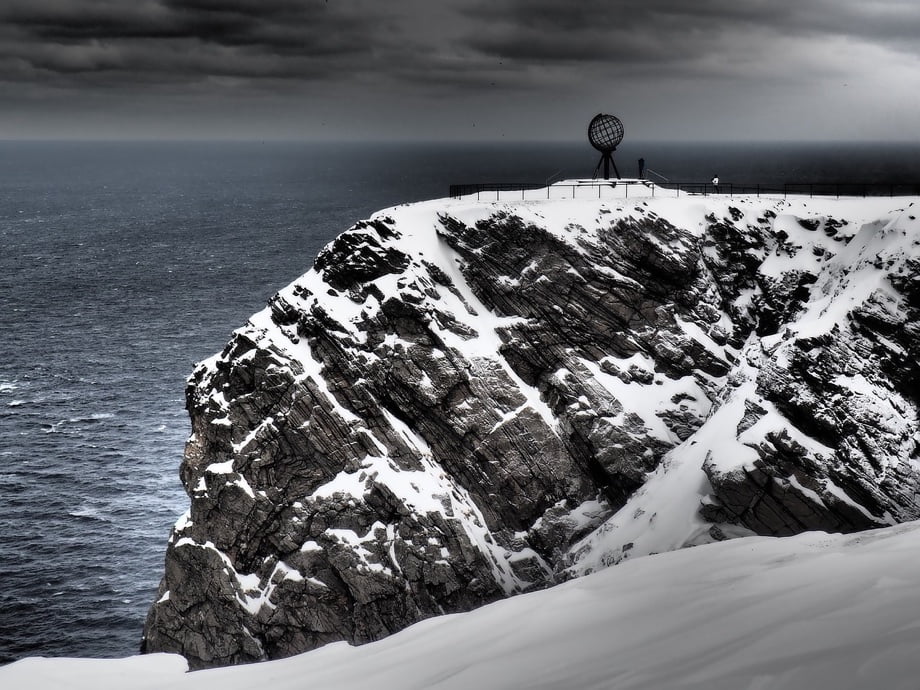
(5, 519, 920, 689)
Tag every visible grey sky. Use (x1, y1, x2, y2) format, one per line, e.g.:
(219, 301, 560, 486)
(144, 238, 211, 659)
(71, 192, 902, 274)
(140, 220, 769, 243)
(0, 0, 918, 140)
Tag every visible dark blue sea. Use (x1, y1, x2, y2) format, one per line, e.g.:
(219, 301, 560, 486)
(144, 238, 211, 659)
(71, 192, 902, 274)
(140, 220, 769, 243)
(1, 140, 919, 664)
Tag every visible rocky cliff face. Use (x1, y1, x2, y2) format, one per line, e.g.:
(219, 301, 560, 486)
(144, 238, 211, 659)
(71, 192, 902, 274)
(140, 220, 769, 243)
(142, 189, 920, 668)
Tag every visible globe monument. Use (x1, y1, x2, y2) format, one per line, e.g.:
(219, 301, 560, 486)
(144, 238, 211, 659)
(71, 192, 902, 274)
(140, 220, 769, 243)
(588, 113, 624, 180)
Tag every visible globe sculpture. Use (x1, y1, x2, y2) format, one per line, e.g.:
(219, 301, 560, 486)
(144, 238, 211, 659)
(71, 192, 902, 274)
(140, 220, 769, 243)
(588, 113, 624, 180)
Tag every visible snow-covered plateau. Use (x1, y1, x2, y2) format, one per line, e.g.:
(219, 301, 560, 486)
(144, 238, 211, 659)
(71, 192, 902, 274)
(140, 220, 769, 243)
(5, 182, 918, 687)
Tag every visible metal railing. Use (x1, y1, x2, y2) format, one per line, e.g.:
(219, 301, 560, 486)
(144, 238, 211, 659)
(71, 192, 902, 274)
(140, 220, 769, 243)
(666, 182, 920, 198)
(449, 183, 544, 199)
(449, 180, 657, 200)
(449, 181, 920, 200)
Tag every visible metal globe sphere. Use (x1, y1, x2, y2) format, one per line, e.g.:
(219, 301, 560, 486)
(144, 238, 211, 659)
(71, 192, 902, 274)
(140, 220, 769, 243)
(588, 114, 624, 152)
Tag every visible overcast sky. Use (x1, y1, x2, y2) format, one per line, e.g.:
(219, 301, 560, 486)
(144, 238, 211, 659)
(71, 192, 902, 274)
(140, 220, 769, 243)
(1, 0, 918, 141)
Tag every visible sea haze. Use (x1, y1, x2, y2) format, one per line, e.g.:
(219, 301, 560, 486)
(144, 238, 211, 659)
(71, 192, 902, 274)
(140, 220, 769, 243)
(1, 139, 919, 663)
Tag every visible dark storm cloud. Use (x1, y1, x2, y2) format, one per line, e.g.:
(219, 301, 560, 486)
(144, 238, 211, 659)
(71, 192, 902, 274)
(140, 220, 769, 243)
(0, 0, 397, 85)
(1, 0, 918, 140)
(5, 0, 369, 54)
(8, 0, 918, 92)
(461, 0, 920, 66)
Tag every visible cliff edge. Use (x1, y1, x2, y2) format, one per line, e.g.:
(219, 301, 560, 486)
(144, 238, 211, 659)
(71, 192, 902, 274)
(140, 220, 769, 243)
(142, 188, 920, 668)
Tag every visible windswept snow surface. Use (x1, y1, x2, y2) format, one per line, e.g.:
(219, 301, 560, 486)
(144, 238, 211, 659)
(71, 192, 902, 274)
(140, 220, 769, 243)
(5, 520, 920, 690)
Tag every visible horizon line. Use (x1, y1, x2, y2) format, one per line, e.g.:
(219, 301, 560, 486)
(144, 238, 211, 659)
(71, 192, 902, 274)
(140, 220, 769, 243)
(0, 137, 917, 146)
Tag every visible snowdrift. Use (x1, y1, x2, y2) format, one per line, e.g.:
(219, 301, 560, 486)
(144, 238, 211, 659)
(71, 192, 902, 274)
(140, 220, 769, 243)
(5, 520, 920, 689)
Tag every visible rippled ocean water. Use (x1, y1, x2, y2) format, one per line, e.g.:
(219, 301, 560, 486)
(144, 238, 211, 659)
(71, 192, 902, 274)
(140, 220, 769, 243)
(1, 139, 918, 663)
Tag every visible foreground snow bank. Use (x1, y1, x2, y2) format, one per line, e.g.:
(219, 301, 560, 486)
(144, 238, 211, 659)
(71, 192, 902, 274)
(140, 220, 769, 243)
(6, 520, 920, 689)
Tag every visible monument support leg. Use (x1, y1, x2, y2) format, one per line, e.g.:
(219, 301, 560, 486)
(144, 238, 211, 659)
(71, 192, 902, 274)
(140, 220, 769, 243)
(592, 156, 604, 180)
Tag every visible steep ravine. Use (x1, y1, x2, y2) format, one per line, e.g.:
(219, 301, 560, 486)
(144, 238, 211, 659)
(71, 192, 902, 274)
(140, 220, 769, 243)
(142, 191, 920, 668)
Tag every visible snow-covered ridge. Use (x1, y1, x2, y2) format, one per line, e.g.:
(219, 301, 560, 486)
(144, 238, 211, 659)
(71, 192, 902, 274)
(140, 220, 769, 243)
(140, 187, 919, 668)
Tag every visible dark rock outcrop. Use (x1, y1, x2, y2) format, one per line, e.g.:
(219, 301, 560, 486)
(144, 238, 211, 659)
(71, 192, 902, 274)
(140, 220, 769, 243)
(143, 193, 920, 668)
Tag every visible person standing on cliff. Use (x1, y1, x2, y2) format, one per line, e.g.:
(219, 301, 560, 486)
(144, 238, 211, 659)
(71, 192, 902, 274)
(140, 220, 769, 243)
(711, 174, 719, 193)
